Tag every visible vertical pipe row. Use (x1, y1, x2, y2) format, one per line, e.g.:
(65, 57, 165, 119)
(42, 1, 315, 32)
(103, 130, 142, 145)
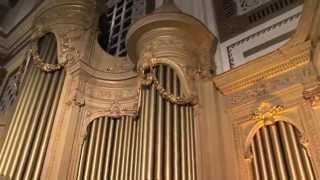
(250, 121, 316, 180)
(0, 33, 65, 179)
(77, 64, 197, 180)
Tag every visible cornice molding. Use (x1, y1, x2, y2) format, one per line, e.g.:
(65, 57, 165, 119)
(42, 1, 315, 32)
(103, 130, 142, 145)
(213, 41, 311, 95)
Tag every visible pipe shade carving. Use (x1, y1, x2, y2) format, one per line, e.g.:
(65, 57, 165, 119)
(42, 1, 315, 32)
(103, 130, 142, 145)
(77, 64, 197, 180)
(0, 33, 65, 179)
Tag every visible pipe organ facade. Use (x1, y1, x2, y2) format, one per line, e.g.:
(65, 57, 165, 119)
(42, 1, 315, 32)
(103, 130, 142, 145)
(0, 0, 320, 180)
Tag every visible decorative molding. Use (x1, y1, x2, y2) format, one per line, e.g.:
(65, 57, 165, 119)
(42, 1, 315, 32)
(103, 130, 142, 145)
(228, 63, 316, 106)
(216, 49, 311, 96)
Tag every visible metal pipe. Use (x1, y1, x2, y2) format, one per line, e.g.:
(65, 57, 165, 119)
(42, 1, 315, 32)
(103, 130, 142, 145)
(190, 107, 197, 180)
(288, 124, 306, 179)
(270, 124, 288, 179)
(301, 147, 315, 180)
(278, 121, 298, 178)
(120, 116, 130, 179)
(146, 81, 156, 179)
(4, 36, 55, 175)
(77, 136, 88, 180)
(110, 119, 121, 179)
(124, 117, 133, 179)
(16, 67, 59, 179)
(180, 106, 187, 180)
(129, 118, 137, 180)
(186, 107, 192, 179)
(251, 140, 261, 180)
(91, 118, 103, 180)
(33, 71, 65, 179)
(141, 87, 150, 180)
(84, 121, 98, 180)
(97, 117, 108, 179)
(261, 126, 277, 179)
(173, 72, 181, 180)
(0, 62, 35, 163)
(165, 66, 173, 180)
(155, 65, 164, 180)
(256, 130, 269, 179)
(103, 118, 115, 179)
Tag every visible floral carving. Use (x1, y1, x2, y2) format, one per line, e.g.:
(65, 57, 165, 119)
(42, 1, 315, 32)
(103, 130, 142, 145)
(60, 29, 83, 66)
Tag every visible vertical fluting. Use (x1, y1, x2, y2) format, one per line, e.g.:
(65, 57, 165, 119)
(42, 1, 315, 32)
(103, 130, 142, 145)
(0, 33, 65, 179)
(250, 121, 316, 180)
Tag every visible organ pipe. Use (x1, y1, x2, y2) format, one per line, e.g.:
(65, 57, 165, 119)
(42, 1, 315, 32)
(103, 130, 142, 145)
(0, 33, 65, 179)
(250, 121, 316, 180)
(77, 64, 197, 180)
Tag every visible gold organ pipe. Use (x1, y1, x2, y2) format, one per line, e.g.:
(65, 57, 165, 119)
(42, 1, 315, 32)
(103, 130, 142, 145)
(301, 148, 315, 180)
(141, 88, 150, 180)
(180, 106, 187, 180)
(190, 108, 196, 180)
(186, 107, 193, 179)
(165, 67, 173, 180)
(97, 118, 108, 179)
(255, 131, 269, 180)
(77, 136, 88, 180)
(129, 118, 137, 180)
(134, 103, 144, 180)
(120, 117, 129, 179)
(116, 117, 125, 179)
(279, 122, 298, 178)
(270, 125, 287, 179)
(110, 119, 121, 179)
(288, 124, 307, 179)
(33, 70, 65, 179)
(4, 36, 55, 177)
(91, 118, 103, 180)
(124, 117, 133, 179)
(17, 66, 59, 179)
(155, 65, 164, 180)
(146, 81, 156, 179)
(173, 72, 181, 180)
(261, 127, 277, 179)
(104, 119, 115, 179)
(0, 37, 51, 173)
(84, 121, 98, 180)
(0, 59, 35, 163)
(251, 140, 261, 180)
(5, 37, 55, 176)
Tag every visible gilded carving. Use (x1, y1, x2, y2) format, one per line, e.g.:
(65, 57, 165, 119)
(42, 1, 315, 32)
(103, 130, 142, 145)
(251, 102, 284, 125)
(59, 29, 83, 67)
